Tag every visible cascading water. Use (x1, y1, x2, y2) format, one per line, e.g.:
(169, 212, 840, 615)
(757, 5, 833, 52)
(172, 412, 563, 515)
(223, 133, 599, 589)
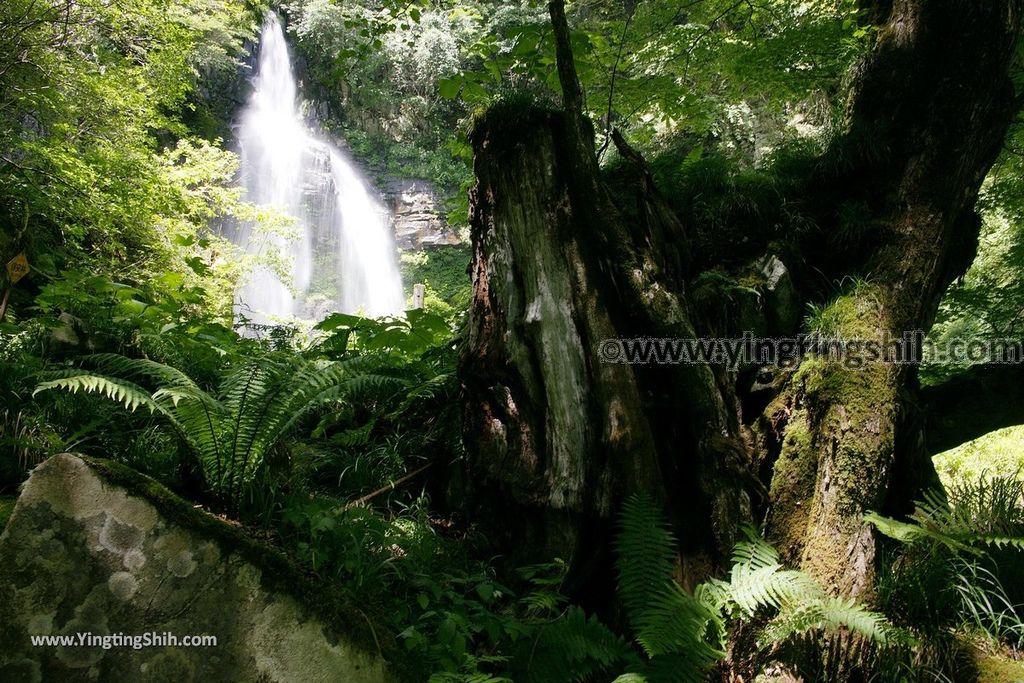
(232, 13, 404, 326)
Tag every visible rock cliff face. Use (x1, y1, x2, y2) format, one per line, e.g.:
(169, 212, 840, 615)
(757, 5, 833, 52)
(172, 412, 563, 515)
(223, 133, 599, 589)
(383, 178, 461, 250)
(0, 454, 395, 683)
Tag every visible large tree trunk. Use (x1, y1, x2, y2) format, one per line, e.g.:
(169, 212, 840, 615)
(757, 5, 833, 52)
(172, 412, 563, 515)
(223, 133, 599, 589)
(460, 3, 755, 596)
(460, 0, 1021, 605)
(460, 107, 754, 596)
(764, 0, 1022, 597)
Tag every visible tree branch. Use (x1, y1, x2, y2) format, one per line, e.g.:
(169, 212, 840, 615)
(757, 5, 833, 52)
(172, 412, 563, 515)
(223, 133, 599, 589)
(596, 6, 635, 161)
(338, 463, 432, 512)
(922, 363, 1024, 455)
(548, 0, 586, 135)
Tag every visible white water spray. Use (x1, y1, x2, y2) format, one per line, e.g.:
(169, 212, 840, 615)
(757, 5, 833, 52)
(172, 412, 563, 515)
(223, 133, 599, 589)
(232, 13, 404, 325)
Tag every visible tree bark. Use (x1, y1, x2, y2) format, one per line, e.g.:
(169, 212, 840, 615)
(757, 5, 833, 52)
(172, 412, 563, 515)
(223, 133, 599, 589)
(460, 2, 762, 596)
(460, 110, 755, 593)
(764, 0, 1022, 596)
(459, 0, 1022, 607)
(922, 363, 1024, 455)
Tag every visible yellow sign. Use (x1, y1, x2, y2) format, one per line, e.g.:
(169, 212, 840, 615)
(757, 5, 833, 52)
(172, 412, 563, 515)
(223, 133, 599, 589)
(6, 253, 28, 284)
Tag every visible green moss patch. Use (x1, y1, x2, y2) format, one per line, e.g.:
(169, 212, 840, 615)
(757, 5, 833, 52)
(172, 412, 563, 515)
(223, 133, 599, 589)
(0, 495, 16, 531)
(934, 425, 1024, 489)
(974, 646, 1024, 683)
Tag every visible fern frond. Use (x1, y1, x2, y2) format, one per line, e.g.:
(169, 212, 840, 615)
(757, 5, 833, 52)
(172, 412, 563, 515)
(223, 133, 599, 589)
(730, 533, 783, 570)
(713, 532, 905, 653)
(616, 494, 724, 674)
(613, 499, 906, 681)
(273, 373, 407, 439)
(32, 349, 460, 514)
(35, 374, 160, 414)
(391, 372, 454, 416)
(975, 535, 1024, 551)
(727, 563, 821, 617)
(758, 596, 903, 649)
(616, 494, 680, 630)
(515, 607, 633, 683)
(33, 373, 203, 461)
(870, 477, 1024, 554)
(712, 533, 824, 619)
(611, 674, 649, 683)
(85, 353, 199, 390)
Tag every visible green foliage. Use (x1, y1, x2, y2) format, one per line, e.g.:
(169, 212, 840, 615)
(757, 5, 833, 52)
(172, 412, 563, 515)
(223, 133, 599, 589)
(33, 351, 407, 511)
(867, 478, 1024, 556)
(0, 335, 190, 489)
(275, 493, 631, 682)
(925, 112, 1024, 386)
(925, 211, 1024, 385)
(934, 426, 1024, 489)
(436, 3, 557, 108)
(402, 559, 634, 682)
(32, 267, 242, 358)
(506, 604, 634, 683)
(0, 350, 65, 488)
(285, 0, 475, 203)
(705, 536, 819, 623)
(233, 308, 464, 520)
(615, 495, 724, 680)
(954, 561, 1024, 649)
(315, 308, 455, 358)
(870, 477, 1024, 659)
(6, 3, 1021, 681)
(400, 246, 473, 319)
(566, 0, 866, 154)
(0, 0, 260, 307)
(616, 495, 901, 682)
(757, 596, 898, 649)
(280, 0, 869, 254)
(279, 495, 418, 593)
(715, 535, 906, 648)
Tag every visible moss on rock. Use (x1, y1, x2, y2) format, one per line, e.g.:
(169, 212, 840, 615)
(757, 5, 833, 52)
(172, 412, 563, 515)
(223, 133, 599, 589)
(0, 495, 15, 530)
(0, 454, 404, 682)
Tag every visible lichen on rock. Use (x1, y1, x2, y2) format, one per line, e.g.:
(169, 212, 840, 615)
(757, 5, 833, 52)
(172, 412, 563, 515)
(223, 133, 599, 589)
(0, 454, 395, 683)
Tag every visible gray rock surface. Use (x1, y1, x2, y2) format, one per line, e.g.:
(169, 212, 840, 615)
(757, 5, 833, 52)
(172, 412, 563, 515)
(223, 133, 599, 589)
(383, 178, 460, 250)
(754, 254, 800, 335)
(0, 454, 395, 683)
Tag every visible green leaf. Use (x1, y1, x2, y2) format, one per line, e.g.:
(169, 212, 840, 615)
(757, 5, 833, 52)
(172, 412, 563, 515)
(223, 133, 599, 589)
(461, 80, 488, 103)
(438, 76, 463, 100)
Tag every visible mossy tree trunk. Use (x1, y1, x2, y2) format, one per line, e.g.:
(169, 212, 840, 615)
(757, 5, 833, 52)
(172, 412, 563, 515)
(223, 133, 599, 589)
(460, 0, 1022, 604)
(763, 0, 1022, 596)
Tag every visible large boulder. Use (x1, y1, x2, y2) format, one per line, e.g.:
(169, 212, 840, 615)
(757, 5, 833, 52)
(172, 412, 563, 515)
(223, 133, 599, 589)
(0, 454, 396, 683)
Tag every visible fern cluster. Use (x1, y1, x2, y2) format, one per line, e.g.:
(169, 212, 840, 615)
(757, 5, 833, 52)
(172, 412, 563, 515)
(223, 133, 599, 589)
(509, 606, 635, 683)
(866, 477, 1024, 555)
(614, 495, 725, 682)
(34, 352, 406, 511)
(704, 531, 903, 650)
(867, 476, 1024, 651)
(613, 494, 901, 682)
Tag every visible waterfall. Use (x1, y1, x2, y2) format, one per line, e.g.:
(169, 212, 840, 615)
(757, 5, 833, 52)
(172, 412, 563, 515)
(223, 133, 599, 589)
(232, 13, 404, 326)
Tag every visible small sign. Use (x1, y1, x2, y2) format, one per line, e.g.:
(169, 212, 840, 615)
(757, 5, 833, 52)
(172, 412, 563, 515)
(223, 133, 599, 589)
(6, 253, 28, 284)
